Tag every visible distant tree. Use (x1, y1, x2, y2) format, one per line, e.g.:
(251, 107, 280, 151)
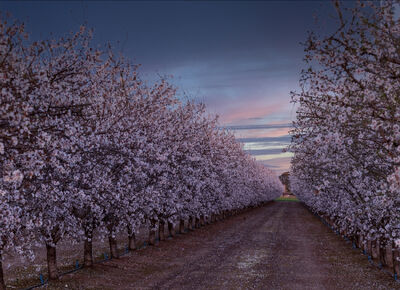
(279, 172, 291, 194)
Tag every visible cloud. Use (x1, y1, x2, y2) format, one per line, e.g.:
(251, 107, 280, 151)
(234, 127, 292, 139)
(242, 142, 287, 151)
(224, 123, 292, 130)
(260, 156, 292, 175)
(263, 164, 280, 169)
(256, 151, 294, 161)
(217, 100, 289, 124)
(237, 135, 291, 143)
(244, 148, 284, 156)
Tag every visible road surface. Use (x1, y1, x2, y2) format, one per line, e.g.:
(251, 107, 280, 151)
(51, 201, 397, 289)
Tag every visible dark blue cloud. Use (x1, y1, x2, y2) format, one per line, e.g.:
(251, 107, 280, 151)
(244, 148, 284, 156)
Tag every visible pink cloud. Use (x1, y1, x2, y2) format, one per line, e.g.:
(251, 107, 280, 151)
(261, 157, 292, 175)
(233, 127, 291, 139)
(216, 97, 290, 125)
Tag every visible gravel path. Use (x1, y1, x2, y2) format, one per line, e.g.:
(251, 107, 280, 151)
(49, 201, 398, 289)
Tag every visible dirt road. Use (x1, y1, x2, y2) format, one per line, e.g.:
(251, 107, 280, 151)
(52, 201, 398, 289)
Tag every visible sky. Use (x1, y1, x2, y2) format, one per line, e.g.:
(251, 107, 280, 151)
(1, 0, 341, 175)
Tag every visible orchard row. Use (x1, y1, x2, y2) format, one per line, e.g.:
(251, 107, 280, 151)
(0, 18, 283, 287)
(290, 1, 400, 275)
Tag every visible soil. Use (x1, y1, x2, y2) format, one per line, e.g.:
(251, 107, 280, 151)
(35, 201, 400, 290)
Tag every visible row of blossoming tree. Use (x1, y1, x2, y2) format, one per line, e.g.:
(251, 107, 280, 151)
(290, 0, 400, 275)
(0, 16, 283, 288)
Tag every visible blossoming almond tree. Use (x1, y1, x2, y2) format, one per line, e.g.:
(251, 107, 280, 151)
(290, 0, 400, 273)
(0, 15, 283, 289)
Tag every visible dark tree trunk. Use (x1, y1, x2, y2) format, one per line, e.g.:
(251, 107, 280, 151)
(83, 228, 93, 267)
(372, 240, 379, 260)
(0, 254, 5, 290)
(127, 225, 136, 251)
(46, 244, 59, 280)
(357, 235, 362, 249)
(366, 240, 372, 257)
(159, 220, 166, 241)
(84, 239, 93, 267)
(168, 221, 175, 237)
(128, 233, 136, 251)
(354, 235, 359, 248)
(109, 236, 119, 259)
(393, 241, 400, 277)
(200, 215, 205, 226)
(361, 236, 366, 251)
(188, 216, 194, 230)
(149, 219, 156, 245)
(380, 240, 387, 267)
(179, 219, 185, 234)
(194, 217, 200, 229)
(364, 239, 368, 253)
(386, 243, 394, 268)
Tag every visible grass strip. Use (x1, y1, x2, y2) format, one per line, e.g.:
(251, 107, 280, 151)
(275, 196, 300, 202)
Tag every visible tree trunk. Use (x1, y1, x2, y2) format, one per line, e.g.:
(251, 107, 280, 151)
(393, 241, 400, 277)
(386, 243, 393, 268)
(84, 239, 93, 267)
(128, 233, 136, 251)
(127, 225, 136, 251)
(188, 216, 193, 230)
(366, 240, 372, 257)
(351, 236, 357, 248)
(159, 220, 165, 241)
(380, 240, 387, 267)
(0, 254, 5, 290)
(372, 240, 379, 260)
(149, 220, 156, 245)
(361, 236, 366, 252)
(109, 236, 119, 259)
(46, 244, 59, 280)
(83, 228, 93, 267)
(179, 219, 185, 234)
(168, 221, 175, 237)
(357, 235, 362, 249)
(200, 215, 205, 226)
(195, 217, 200, 228)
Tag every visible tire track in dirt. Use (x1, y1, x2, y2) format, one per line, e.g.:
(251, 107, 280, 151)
(154, 203, 281, 290)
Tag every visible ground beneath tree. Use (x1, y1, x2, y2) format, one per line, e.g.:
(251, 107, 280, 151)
(48, 201, 397, 289)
